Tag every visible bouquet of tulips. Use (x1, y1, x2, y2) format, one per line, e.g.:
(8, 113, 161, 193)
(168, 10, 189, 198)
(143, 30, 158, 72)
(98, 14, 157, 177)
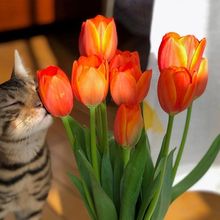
(37, 15, 220, 220)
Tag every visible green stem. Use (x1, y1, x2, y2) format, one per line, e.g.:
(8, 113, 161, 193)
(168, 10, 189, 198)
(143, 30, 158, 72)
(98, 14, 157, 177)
(172, 105, 192, 182)
(163, 115, 174, 157)
(144, 115, 174, 220)
(100, 102, 109, 155)
(90, 106, 100, 182)
(122, 147, 131, 168)
(96, 105, 103, 154)
(61, 115, 75, 146)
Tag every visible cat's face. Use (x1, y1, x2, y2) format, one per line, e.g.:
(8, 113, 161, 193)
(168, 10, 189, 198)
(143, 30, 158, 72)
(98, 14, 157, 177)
(0, 51, 52, 140)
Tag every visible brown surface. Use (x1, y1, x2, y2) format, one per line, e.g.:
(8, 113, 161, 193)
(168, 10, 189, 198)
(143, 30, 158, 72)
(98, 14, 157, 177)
(1, 36, 220, 220)
(0, 0, 101, 32)
(0, 0, 54, 31)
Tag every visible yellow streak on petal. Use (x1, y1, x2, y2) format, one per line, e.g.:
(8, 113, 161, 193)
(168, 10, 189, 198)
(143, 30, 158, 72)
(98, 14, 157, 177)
(143, 100, 163, 133)
(189, 38, 206, 73)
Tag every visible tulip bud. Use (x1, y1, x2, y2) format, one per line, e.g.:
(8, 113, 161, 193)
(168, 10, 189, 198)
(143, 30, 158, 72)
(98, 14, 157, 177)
(79, 15, 118, 61)
(158, 32, 208, 102)
(110, 50, 152, 106)
(71, 55, 109, 107)
(114, 104, 143, 148)
(157, 67, 197, 114)
(37, 66, 73, 117)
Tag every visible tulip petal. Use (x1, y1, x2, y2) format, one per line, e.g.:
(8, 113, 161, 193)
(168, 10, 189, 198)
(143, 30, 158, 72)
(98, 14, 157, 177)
(194, 58, 208, 98)
(173, 69, 191, 109)
(84, 20, 101, 55)
(180, 35, 199, 68)
(181, 75, 197, 110)
(71, 61, 82, 102)
(77, 67, 107, 106)
(91, 15, 112, 28)
(114, 105, 127, 146)
(78, 55, 101, 67)
(79, 22, 86, 56)
(102, 20, 118, 60)
(126, 105, 143, 147)
(38, 66, 73, 117)
(157, 68, 177, 113)
(189, 38, 206, 73)
(110, 50, 140, 71)
(158, 35, 187, 70)
(98, 61, 109, 98)
(47, 75, 73, 116)
(110, 70, 137, 105)
(136, 70, 152, 103)
(162, 32, 180, 41)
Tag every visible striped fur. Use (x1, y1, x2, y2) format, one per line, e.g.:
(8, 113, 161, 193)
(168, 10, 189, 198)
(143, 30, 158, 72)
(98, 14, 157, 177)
(0, 51, 52, 220)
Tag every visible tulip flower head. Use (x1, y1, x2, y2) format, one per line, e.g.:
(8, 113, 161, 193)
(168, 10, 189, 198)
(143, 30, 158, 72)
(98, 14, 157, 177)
(114, 104, 143, 148)
(157, 33, 208, 114)
(110, 50, 152, 106)
(37, 66, 73, 117)
(72, 55, 109, 107)
(158, 32, 208, 100)
(79, 15, 118, 61)
(158, 66, 197, 115)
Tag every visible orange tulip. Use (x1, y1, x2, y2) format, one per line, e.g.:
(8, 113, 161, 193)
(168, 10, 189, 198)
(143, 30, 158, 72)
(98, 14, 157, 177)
(110, 50, 141, 71)
(71, 55, 109, 107)
(110, 50, 152, 106)
(157, 67, 197, 114)
(158, 32, 208, 99)
(79, 15, 118, 61)
(37, 66, 73, 117)
(114, 104, 143, 148)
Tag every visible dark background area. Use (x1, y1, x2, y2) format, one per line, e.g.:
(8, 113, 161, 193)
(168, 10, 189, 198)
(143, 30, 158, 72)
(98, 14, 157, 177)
(0, 0, 153, 70)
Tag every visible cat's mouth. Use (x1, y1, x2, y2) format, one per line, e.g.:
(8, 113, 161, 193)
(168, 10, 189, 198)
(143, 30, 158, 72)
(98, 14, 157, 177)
(44, 108, 51, 116)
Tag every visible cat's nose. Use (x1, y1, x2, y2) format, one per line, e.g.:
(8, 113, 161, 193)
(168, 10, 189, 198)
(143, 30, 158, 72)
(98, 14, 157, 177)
(35, 100, 43, 108)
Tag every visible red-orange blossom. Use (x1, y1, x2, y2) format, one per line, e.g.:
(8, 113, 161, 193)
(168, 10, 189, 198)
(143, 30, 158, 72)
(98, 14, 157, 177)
(158, 32, 208, 114)
(79, 15, 118, 61)
(37, 66, 73, 117)
(71, 55, 109, 107)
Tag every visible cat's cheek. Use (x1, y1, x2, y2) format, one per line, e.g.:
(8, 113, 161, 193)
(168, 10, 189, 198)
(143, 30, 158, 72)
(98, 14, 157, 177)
(9, 119, 25, 137)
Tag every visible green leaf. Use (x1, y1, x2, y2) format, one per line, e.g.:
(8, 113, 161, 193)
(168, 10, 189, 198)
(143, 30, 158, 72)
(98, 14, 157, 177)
(137, 176, 160, 220)
(155, 134, 166, 168)
(151, 149, 175, 220)
(142, 134, 154, 197)
(68, 173, 96, 220)
(110, 139, 124, 212)
(153, 158, 165, 180)
(172, 134, 220, 200)
(120, 131, 147, 220)
(74, 149, 93, 196)
(84, 126, 91, 162)
(101, 151, 113, 200)
(62, 115, 86, 153)
(62, 116, 93, 193)
(78, 150, 118, 220)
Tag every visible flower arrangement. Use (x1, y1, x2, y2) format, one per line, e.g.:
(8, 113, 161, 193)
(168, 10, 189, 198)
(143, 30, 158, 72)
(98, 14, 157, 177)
(37, 15, 220, 220)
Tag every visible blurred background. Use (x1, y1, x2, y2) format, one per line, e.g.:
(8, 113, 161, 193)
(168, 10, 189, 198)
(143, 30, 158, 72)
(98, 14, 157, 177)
(0, 0, 220, 219)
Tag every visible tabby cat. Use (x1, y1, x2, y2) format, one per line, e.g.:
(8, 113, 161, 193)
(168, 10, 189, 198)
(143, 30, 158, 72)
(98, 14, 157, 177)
(0, 51, 53, 220)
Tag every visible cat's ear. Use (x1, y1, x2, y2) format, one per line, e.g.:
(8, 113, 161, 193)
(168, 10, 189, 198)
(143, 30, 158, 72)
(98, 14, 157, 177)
(12, 50, 29, 78)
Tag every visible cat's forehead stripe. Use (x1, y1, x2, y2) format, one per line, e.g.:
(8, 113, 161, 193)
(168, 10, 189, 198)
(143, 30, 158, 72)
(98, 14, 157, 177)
(0, 78, 26, 91)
